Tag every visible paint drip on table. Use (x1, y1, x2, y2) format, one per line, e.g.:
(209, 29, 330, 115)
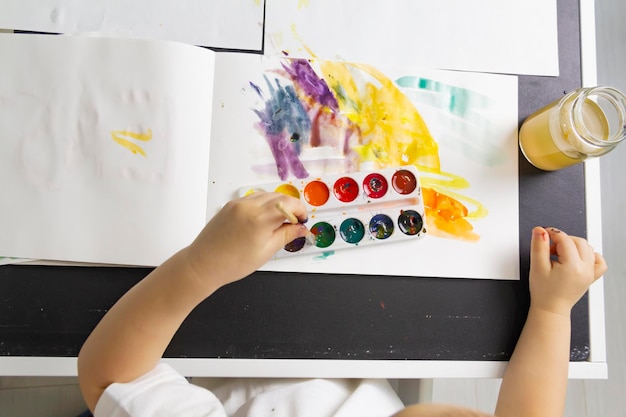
(249, 57, 488, 242)
(240, 165, 426, 258)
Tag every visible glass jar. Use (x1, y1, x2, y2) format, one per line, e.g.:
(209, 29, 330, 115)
(519, 86, 626, 171)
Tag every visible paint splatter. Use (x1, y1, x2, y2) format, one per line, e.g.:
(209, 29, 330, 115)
(111, 129, 152, 157)
(249, 58, 487, 241)
(313, 250, 335, 260)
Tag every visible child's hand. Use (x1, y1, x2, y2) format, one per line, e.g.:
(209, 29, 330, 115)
(184, 192, 309, 289)
(528, 226, 607, 316)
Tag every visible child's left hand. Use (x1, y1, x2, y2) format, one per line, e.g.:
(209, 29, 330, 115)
(185, 192, 309, 289)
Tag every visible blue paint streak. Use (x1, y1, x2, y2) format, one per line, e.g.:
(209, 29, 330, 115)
(252, 76, 311, 180)
(249, 81, 263, 97)
(313, 251, 335, 260)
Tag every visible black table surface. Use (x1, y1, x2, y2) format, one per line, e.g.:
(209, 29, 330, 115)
(0, 0, 591, 362)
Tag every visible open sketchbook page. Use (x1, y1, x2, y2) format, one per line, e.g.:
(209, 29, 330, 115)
(207, 53, 519, 280)
(0, 0, 264, 50)
(0, 34, 214, 266)
(265, 0, 558, 76)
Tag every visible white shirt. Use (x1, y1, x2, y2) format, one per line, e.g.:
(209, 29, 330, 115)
(95, 363, 405, 417)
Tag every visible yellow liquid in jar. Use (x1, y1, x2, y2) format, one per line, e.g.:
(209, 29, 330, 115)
(519, 99, 609, 171)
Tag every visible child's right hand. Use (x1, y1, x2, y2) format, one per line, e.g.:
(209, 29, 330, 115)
(528, 226, 607, 316)
(184, 192, 309, 290)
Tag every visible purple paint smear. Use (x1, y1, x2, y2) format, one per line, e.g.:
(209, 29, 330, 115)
(250, 59, 359, 180)
(282, 60, 339, 110)
(250, 76, 310, 180)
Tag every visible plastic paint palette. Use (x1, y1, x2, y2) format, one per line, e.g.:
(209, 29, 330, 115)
(240, 165, 427, 258)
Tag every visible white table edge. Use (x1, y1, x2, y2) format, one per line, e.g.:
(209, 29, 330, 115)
(0, 357, 607, 379)
(580, 0, 607, 370)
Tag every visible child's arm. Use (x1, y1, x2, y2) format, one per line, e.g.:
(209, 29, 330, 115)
(494, 227, 607, 417)
(77, 192, 309, 412)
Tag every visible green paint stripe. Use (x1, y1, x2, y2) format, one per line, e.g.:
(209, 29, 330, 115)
(395, 76, 489, 117)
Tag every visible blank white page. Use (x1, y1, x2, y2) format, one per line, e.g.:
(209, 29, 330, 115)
(0, 34, 215, 266)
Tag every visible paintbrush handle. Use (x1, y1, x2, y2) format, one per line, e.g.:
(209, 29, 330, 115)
(275, 202, 299, 224)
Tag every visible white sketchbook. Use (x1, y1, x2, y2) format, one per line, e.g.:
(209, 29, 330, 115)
(0, 34, 519, 279)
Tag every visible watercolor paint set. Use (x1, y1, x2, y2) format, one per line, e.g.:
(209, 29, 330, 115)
(240, 165, 427, 258)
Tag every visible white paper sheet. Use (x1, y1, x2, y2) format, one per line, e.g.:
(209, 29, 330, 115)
(207, 53, 520, 280)
(0, 0, 264, 50)
(265, 0, 558, 76)
(0, 34, 214, 265)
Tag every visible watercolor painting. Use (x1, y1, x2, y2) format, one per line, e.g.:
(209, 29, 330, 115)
(249, 58, 490, 242)
(206, 52, 519, 279)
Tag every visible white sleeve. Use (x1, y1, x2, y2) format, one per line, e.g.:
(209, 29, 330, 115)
(94, 363, 227, 417)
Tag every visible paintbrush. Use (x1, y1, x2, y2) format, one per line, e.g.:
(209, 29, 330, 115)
(275, 201, 299, 224)
(275, 202, 316, 245)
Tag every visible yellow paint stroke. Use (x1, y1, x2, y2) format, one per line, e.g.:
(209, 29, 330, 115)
(422, 188, 480, 242)
(315, 61, 487, 241)
(298, 0, 310, 8)
(111, 129, 152, 157)
(320, 61, 441, 170)
(291, 25, 317, 58)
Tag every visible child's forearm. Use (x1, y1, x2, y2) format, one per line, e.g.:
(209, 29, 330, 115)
(77, 247, 219, 412)
(494, 306, 571, 417)
(77, 193, 310, 412)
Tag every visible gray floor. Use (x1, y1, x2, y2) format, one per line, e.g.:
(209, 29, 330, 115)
(1, 1, 625, 415)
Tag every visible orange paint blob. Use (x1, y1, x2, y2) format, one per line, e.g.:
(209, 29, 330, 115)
(303, 180, 330, 206)
(422, 187, 479, 242)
